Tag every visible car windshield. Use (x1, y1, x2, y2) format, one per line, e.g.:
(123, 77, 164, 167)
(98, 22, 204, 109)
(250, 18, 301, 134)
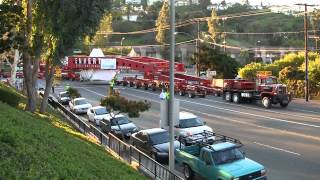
(211, 147, 245, 165)
(75, 99, 88, 105)
(60, 93, 69, 98)
(179, 118, 204, 128)
(149, 131, 169, 145)
(111, 116, 130, 125)
(95, 108, 108, 115)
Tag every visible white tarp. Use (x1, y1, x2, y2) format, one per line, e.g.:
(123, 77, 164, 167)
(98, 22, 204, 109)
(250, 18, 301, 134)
(89, 48, 105, 57)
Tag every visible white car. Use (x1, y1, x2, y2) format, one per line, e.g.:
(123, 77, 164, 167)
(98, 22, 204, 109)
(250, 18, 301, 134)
(87, 106, 109, 126)
(174, 111, 214, 145)
(69, 97, 92, 114)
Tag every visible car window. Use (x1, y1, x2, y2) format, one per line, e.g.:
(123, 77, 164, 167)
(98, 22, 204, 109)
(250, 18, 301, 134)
(60, 93, 69, 98)
(95, 108, 108, 115)
(149, 131, 169, 145)
(211, 147, 244, 165)
(111, 116, 130, 125)
(201, 151, 212, 165)
(179, 118, 204, 128)
(75, 99, 88, 105)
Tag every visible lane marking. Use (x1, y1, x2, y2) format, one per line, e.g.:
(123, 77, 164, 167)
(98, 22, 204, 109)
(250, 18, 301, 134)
(80, 87, 320, 142)
(290, 108, 320, 115)
(125, 88, 320, 129)
(253, 142, 301, 156)
(202, 98, 320, 120)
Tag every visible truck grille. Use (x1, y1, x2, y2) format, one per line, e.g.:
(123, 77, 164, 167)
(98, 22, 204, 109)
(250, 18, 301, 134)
(278, 86, 287, 94)
(239, 171, 261, 180)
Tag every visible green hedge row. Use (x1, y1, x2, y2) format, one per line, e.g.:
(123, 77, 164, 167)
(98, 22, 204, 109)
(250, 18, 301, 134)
(0, 84, 21, 107)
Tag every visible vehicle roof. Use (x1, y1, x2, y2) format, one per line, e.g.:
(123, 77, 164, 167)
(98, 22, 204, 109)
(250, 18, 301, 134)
(141, 128, 166, 135)
(59, 91, 68, 94)
(91, 106, 105, 110)
(179, 111, 197, 120)
(210, 142, 236, 151)
(74, 97, 86, 101)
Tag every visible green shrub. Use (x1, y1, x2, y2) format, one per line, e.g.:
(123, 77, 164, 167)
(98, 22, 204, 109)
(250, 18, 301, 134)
(0, 85, 21, 107)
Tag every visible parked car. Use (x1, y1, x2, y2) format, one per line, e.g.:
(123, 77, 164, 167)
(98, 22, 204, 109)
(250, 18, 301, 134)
(87, 106, 109, 126)
(100, 114, 138, 139)
(131, 128, 181, 162)
(58, 91, 71, 105)
(175, 112, 214, 145)
(69, 97, 92, 114)
(175, 132, 267, 180)
(37, 87, 45, 97)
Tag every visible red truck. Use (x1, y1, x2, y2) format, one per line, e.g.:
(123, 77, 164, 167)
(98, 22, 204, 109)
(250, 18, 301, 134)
(220, 75, 291, 108)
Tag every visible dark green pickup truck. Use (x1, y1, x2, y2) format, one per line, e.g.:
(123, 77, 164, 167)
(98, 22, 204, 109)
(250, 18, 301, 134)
(175, 132, 267, 180)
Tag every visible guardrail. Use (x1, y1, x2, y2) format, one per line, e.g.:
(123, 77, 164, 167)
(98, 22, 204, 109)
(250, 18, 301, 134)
(47, 96, 183, 180)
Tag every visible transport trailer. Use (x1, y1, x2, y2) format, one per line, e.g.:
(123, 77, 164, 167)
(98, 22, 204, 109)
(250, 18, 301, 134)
(222, 75, 291, 108)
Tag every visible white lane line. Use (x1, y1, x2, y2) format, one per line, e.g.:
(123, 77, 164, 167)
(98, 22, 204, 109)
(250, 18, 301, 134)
(202, 98, 320, 120)
(290, 108, 320, 114)
(253, 142, 301, 156)
(81, 87, 320, 142)
(126, 88, 320, 129)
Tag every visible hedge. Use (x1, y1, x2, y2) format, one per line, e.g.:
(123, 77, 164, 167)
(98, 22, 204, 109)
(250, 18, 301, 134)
(0, 84, 21, 107)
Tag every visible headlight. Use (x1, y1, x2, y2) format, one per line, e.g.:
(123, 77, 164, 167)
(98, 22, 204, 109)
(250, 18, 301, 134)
(261, 169, 266, 176)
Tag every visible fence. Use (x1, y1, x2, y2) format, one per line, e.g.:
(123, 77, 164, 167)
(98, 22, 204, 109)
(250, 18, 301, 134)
(47, 96, 183, 180)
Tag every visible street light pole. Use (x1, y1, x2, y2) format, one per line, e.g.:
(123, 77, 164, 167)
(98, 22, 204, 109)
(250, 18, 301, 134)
(120, 37, 125, 56)
(169, 0, 175, 174)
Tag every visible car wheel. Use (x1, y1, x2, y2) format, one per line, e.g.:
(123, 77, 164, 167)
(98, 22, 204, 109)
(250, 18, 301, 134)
(183, 164, 194, 180)
(280, 102, 288, 108)
(262, 97, 271, 109)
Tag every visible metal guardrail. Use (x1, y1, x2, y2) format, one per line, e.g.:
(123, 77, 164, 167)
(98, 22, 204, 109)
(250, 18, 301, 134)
(47, 97, 183, 180)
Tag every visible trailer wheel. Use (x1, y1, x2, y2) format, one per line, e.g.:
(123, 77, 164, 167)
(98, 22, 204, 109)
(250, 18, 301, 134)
(183, 164, 194, 180)
(262, 97, 271, 109)
(188, 92, 195, 98)
(129, 82, 134, 87)
(232, 93, 241, 104)
(225, 92, 232, 102)
(280, 102, 288, 108)
(179, 91, 185, 96)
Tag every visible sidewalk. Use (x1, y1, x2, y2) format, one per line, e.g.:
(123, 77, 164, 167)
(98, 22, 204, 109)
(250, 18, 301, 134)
(292, 98, 320, 109)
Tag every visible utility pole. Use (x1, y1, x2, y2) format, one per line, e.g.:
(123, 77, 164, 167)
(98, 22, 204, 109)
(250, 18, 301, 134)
(196, 20, 200, 77)
(295, 3, 316, 102)
(169, 0, 175, 174)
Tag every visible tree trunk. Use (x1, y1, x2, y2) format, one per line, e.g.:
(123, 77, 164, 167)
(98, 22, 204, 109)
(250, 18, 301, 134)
(40, 63, 55, 113)
(23, 0, 38, 112)
(10, 49, 20, 87)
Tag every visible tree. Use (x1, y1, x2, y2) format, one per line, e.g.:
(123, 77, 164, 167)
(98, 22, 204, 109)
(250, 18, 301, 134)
(92, 13, 113, 47)
(36, 0, 110, 113)
(67, 87, 81, 99)
(155, 0, 169, 45)
(207, 8, 219, 42)
(100, 95, 151, 138)
(191, 43, 240, 78)
(141, 0, 148, 11)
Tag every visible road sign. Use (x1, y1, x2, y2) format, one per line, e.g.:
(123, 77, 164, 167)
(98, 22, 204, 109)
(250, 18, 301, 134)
(257, 71, 272, 77)
(207, 70, 217, 76)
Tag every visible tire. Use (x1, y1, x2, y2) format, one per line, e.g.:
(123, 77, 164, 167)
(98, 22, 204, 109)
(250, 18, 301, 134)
(179, 90, 185, 96)
(280, 102, 288, 108)
(188, 92, 195, 98)
(151, 153, 158, 161)
(225, 92, 232, 102)
(232, 93, 241, 104)
(183, 164, 194, 180)
(262, 97, 271, 109)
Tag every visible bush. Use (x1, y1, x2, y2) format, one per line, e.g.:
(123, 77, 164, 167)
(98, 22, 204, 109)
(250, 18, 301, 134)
(0, 85, 21, 107)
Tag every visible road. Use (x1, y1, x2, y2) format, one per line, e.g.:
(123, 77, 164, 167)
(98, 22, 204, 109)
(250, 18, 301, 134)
(54, 81, 320, 180)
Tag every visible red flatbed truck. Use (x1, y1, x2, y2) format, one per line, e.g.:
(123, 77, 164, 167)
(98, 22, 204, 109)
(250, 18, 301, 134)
(220, 73, 291, 108)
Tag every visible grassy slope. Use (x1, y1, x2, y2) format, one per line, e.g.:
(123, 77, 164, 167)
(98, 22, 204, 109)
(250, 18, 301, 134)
(0, 85, 146, 179)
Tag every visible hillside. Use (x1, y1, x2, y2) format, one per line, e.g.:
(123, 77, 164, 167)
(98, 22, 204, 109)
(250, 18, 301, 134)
(0, 85, 146, 179)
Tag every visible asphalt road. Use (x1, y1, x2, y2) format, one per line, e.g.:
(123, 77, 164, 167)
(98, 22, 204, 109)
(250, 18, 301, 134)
(54, 81, 320, 180)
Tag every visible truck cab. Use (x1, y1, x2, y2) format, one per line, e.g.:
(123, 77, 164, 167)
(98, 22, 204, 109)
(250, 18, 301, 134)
(175, 132, 267, 180)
